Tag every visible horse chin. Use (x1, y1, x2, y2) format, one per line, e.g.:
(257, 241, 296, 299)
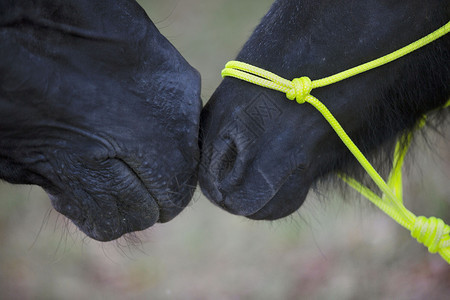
(49, 193, 159, 242)
(44, 154, 197, 242)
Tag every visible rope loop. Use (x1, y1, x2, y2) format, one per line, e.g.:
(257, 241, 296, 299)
(411, 216, 449, 253)
(286, 77, 312, 104)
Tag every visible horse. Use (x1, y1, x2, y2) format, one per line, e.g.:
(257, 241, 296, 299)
(199, 0, 449, 220)
(0, 0, 202, 241)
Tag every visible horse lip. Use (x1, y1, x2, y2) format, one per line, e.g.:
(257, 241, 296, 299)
(116, 157, 162, 218)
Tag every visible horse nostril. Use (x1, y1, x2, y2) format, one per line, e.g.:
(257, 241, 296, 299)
(199, 113, 258, 208)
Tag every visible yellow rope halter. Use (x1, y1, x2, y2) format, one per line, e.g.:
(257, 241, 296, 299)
(222, 21, 450, 263)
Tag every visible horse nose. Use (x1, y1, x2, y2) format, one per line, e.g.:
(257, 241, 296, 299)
(201, 132, 248, 206)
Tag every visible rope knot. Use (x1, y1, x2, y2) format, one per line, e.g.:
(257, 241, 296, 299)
(286, 77, 312, 104)
(411, 216, 448, 253)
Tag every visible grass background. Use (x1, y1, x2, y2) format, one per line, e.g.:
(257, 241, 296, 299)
(1, 0, 449, 299)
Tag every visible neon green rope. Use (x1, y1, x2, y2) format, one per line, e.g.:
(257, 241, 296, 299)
(222, 21, 450, 263)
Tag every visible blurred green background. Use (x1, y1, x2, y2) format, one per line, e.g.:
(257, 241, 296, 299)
(1, 1, 449, 299)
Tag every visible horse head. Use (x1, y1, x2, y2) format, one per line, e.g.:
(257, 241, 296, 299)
(200, 0, 449, 219)
(0, 0, 202, 241)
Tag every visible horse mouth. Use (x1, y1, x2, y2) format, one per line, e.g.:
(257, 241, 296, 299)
(47, 156, 196, 242)
(199, 147, 311, 221)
